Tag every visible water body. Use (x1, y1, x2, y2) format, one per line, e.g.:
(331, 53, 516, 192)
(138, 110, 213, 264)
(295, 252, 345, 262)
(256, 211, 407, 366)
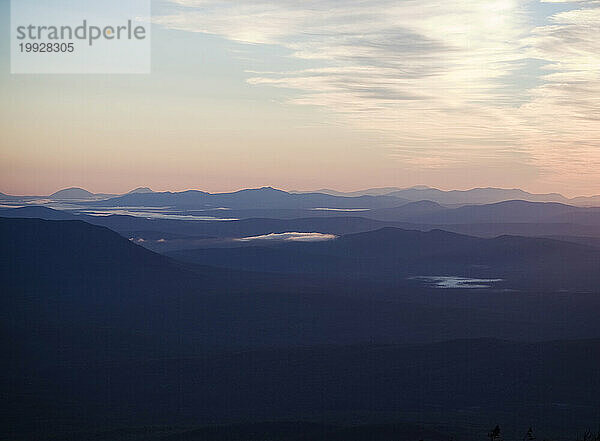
(412, 276, 504, 289)
(312, 207, 370, 212)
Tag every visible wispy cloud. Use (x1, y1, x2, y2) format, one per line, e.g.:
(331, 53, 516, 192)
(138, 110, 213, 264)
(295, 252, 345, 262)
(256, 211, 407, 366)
(154, 0, 600, 192)
(519, 1, 600, 187)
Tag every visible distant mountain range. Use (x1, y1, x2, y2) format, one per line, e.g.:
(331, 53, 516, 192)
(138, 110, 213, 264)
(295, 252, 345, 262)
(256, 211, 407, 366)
(48, 186, 156, 200)
(83, 186, 408, 210)
(386, 186, 570, 204)
(304, 186, 410, 197)
(2, 185, 600, 206)
(300, 186, 600, 206)
(0, 186, 155, 201)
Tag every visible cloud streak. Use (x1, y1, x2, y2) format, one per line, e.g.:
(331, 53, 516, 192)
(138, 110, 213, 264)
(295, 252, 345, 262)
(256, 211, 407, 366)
(235, 232, 337, 242)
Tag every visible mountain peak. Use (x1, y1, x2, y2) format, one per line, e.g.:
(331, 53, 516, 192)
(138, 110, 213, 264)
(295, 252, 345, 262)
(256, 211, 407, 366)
(258, 186, 283, 192)
(49, 187, 94, 199)
(127, 187, 153, 194)
(235, 186, 288, 194)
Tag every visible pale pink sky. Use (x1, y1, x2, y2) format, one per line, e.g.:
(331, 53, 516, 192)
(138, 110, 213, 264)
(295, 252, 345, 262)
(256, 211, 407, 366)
(1, 0, 599, 198)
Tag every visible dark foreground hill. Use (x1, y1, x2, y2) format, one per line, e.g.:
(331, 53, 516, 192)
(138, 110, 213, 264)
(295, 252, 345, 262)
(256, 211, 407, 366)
(2, 217, 600, 440)
(4, 338, 600, 440)
(3, 216, 600, 349)
(2, 217, 534, 352)
(34, 422, 452, 441)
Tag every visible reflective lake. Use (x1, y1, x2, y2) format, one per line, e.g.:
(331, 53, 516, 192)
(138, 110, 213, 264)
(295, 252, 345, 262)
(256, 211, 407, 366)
(411, 276, 504, 289)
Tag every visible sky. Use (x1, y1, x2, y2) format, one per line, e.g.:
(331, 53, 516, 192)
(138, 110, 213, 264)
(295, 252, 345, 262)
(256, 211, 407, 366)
(0, 0, 599, 197)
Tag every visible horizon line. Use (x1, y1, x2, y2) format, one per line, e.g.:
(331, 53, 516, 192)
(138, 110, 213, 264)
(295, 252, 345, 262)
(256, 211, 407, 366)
(3, 184, 600, 200)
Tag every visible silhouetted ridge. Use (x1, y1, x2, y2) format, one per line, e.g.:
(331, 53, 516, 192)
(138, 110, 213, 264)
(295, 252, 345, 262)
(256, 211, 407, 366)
(401, 199, 444, 209)
(1, 218, 178, 284)
(0, 205, 80, 220)
(385, 186, 570, 204)
(170, 225, 600, 290)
